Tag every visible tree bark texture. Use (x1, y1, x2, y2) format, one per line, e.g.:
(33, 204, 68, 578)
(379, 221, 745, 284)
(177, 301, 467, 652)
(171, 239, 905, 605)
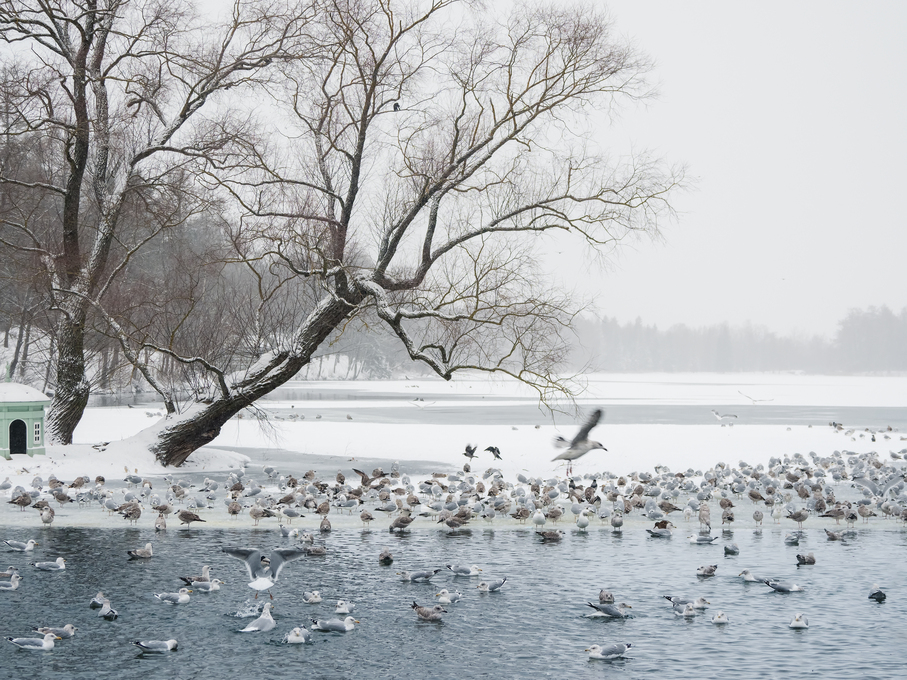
(152, 295, 355, 466)
(46, 312, 90, 444)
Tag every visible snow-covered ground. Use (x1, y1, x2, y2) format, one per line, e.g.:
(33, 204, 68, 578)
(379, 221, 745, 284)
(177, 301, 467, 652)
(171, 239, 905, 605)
(2, 373, 905, 528)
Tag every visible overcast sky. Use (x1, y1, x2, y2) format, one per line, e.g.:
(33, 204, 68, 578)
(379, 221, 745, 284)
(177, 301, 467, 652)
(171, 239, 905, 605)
(554, 0, 907, 337)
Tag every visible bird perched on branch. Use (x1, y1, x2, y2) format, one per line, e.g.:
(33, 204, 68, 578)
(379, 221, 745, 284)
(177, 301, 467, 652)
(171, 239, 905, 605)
(552, 408, 606, 475)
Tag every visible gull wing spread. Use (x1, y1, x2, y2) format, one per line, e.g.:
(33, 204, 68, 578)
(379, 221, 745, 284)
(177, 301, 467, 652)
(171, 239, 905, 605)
(571, 409, 603, 447)
(221, 548, 267, 580)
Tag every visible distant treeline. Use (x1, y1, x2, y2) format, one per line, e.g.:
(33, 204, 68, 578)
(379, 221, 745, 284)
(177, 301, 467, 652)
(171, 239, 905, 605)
(569, 306, 907, 373)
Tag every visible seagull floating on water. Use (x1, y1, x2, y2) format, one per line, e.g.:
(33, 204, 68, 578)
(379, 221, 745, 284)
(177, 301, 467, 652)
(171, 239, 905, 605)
(477, 577, 507, 592)
(868, 584, 886, 602)
(436, 589, 462, 604)
(6, 633, 59, 650)
(5, 539, 38, 552)
(154, 588, 192, 604)
(789, 613, 809, 629)
(134, 639, 178, 652)
(412, 601, 446, 621)
(311, 616, 358, 632)
(32, 557, 66, 571)
(284, 626, 312, 644)
(585, 642, 631, 660)
(240, 602, 276, 632)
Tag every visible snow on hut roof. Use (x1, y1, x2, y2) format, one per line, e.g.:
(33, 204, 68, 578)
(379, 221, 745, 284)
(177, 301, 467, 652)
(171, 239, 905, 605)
(0, 383, 51, 403)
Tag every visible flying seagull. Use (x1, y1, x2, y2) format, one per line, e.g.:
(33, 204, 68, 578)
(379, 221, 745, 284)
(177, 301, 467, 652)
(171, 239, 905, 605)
(552, 408, 606, 475)
(221, 547, 307, 599)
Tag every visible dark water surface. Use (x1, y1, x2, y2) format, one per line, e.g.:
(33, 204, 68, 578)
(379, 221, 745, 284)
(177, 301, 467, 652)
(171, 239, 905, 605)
(2, 524, 906, 679)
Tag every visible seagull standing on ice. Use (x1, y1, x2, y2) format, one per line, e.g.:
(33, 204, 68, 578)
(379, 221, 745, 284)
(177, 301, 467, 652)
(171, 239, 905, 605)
(552, 409, 606, 475)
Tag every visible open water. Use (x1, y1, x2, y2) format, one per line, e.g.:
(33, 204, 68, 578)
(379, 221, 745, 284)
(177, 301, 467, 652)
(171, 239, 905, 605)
(2, 522, 906, 679)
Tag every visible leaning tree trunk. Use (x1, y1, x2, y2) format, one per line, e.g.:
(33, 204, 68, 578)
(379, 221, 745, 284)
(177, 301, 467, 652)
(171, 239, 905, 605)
(46, 313, 90, 444)
(151, 295, 357, 466)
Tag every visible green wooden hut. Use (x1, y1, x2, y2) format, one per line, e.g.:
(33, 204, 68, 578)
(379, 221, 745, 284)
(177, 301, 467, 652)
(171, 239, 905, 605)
(0, 383, 50, 459)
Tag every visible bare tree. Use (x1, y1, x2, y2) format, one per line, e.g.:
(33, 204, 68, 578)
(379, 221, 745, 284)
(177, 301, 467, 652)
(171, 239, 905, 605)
(115, 0, 683, 465)
(0, 0, 314, 442)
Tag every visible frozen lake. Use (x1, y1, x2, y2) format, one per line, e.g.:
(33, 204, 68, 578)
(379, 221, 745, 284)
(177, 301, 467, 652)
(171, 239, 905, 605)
(2, 374, 907, 678)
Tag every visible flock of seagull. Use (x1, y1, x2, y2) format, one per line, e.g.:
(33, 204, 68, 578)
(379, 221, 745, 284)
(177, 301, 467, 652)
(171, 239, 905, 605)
(2, 412, 906, 660)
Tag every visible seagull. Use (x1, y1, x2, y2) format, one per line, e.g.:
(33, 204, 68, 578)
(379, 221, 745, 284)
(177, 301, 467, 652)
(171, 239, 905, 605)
(335, 600, 355, 614)
(711, 410, 737, 420)
(485, 446, 502, 460)
(796, 552, 816, 566)
(711, 611, 730, 624)
(32, 557, 66, 571)
(688, 535, 720, 545)
(311, 616, 358, 632)
(552, 408, 606, 475)
(34, 624, 76, 638)
(179, 565, 212, 585)
(738, 390, 773, 404)
(697, 564, 718, 577)
(664, 596, 710, 609)
(674, 602, 696, 617)
(284, 627, 312, 644)
(868, 584, 886, 602)
(789, 613, 809, 629)
(134, 639, 178, 652)
(585, 643, 632, 660)
(463, 445, 477, 461)
(762, 579, 804, 593)
(154, 588, 192, 604)
(302, 591, 322, 604)
(0, 574, 22, 591)
(6, 633, 59, 650)
(411, 601, 446, 621)
(585, 602, 632, 618)
(177, 510, 206, 527)
(193, 579, 224, 593)
(397, 569, 441, 582)
(352, 468, 384, 487)
(127, 543, 153, 559)
(4, 539, 38, 552)
(477, 577, 507, 592)
(447, 564, 482, 576)
(221, 547, 307, 598)
(435, 589, 462, 604)
(240, 602, 276, 632)
(97, 598, 118, 620)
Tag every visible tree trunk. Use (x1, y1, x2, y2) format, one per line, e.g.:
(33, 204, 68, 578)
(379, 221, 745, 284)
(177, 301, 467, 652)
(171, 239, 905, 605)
(46, 313, 90, 444)
(99, 345, 109, 391)
(17, 321, 31, 377)
(151, 295, 356, 466)
(7, 325, 23, 380)
(42, 334, 55, 394)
